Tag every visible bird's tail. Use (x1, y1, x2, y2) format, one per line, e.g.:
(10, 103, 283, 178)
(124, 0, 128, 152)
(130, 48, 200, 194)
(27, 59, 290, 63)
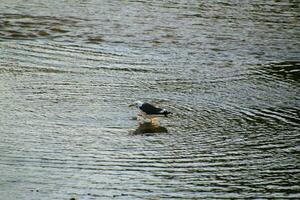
(163, 111, 172, 117)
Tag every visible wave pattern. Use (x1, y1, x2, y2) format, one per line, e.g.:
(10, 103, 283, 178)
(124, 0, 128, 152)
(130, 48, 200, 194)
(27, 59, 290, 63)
(0, 0, 300, 199)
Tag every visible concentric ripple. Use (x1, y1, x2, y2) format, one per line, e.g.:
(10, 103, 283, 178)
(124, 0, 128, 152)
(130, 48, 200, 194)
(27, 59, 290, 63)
(0, 0, 300, 199)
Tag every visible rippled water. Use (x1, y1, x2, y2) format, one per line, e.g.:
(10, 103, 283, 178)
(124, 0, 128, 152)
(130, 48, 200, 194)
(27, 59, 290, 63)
(1, 1, 300, 199)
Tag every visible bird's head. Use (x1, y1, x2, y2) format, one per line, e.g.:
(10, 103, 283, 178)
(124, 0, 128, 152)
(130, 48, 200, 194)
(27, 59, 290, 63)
(129, 101, 143, 108)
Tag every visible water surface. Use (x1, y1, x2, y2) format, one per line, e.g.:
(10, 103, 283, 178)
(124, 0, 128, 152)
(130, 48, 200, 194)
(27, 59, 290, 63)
(0, 0, 300, 199)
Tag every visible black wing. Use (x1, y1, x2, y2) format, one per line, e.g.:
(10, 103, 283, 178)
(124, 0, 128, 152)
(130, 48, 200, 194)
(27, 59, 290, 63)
(140, 103, 164, 115)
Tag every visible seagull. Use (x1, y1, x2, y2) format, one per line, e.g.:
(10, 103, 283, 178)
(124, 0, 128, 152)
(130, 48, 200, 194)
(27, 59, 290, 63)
(129, 101, 172, 123)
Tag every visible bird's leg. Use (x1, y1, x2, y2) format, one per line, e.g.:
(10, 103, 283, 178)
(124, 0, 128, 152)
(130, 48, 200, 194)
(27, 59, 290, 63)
(150, 117, 157, 124)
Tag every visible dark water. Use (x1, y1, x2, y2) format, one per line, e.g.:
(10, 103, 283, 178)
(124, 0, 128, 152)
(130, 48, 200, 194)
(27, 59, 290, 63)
(1, 1, 300, 199)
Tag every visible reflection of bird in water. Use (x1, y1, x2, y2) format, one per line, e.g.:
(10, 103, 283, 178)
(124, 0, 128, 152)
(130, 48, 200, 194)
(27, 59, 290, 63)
(133, 122, 168, 135)
(129, 101, 172, 123)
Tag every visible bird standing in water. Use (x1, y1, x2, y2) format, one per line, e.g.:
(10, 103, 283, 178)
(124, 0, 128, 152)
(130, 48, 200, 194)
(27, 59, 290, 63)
(129, 101, 171, 123)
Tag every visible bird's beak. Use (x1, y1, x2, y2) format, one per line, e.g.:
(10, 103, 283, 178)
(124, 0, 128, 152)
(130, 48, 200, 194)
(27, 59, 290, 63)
(129, 104, 134, 107)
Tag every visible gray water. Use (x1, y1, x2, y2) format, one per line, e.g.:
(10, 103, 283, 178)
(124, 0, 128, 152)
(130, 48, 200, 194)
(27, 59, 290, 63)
(0, 1, 300, 199)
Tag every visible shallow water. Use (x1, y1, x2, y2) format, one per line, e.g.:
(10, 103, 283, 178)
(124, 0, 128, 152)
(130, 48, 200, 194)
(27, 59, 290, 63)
(0, 0, 300, 199)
